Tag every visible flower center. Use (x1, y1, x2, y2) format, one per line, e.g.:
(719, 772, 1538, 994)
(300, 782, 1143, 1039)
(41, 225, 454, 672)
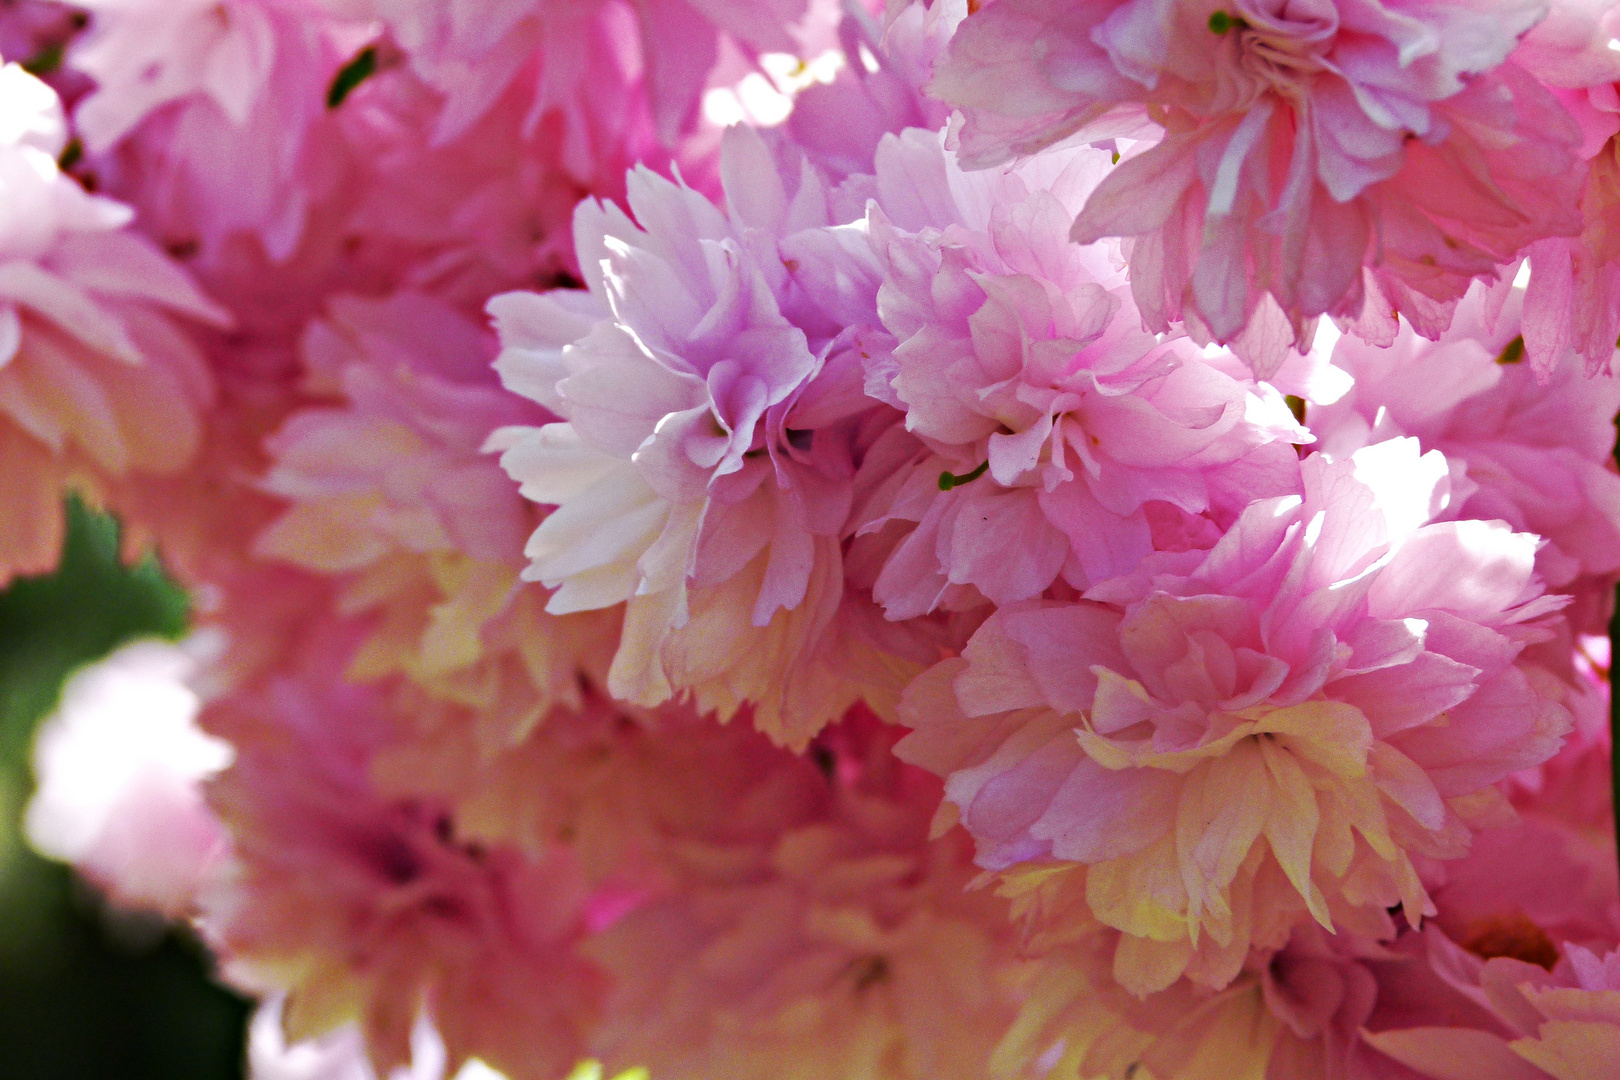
(1209, 0, 1338, 98)
(1461, 911, 1560, 970)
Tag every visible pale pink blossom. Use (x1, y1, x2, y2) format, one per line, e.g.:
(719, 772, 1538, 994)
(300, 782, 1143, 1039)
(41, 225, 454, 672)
(899, 437, 1570, 995)
(786, 0, 961, 181)
(25, 637, 232, 920)
(993, 738, 1612, 1080)
(8, 1, 1617, 1073)
(492, 124, 903, 747)
(333, 38, 699, 309)
(985, 609, 1612, 1080)
(69, 0, 360, 262)
(261, 292, 534, 574)
(856, 128, 1306, 618)
(318, 0, 820, 151)
(929, 0, 1587, 363)
(1310, 284, 1620, 627)
(1011, 700, 1615, 1080)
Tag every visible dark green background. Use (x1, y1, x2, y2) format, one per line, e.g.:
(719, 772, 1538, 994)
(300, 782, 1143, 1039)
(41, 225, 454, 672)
(0, 501, 249, 1080)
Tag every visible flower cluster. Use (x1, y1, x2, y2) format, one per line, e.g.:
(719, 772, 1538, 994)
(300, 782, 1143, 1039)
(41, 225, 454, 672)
(10, 0, 1620, 1076)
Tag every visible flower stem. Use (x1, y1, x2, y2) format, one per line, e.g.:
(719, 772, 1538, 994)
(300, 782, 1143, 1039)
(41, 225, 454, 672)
(1612, 425, 1620, 872)
(1611, 580, 1620, 873)
(938, 461, 990, 491)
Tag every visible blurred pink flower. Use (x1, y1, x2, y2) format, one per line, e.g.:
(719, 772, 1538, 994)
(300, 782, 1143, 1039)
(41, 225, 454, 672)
(69, 0, 359, 262)
(201, 669, 606, 1080)
(584, 710, 1026, 1080)
(25, 637, 232, 920)
(0, 60, 229, 585)
(318, 0, 821, 150)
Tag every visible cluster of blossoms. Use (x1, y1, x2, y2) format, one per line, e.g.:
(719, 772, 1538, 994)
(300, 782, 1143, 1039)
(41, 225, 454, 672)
(10, 0, 1620, 1076)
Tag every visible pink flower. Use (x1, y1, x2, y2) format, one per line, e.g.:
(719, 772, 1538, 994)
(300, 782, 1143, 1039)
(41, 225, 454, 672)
(0, 60, 229, 585)
(935, 621, 1612, 1080)
(786, 1, 960, 181)
(855, 127, 1307, 619)
(929, 0, 1587, 363)
(25, 638, 232, 920)
(200, 669, 606, 1080)
(69, 0, 359, 262)
(260, 291, 534, 574)
(1419, 642, 1617, 958)
(1355, 665, 1617, 1077)
(333, 31, 700, 309)
(1502, 0, 1620, 375)
(898, 437, 1571, 995)
(583, 709, 1026, 1080)
(319, 0, 820, 150)
(492, 124, 901, 747)
(1367, 935, 1620, 1080)
(1310, 284, 1620, 629)
(994, 721, 1614, 1080)
(366, 688, 700, 884)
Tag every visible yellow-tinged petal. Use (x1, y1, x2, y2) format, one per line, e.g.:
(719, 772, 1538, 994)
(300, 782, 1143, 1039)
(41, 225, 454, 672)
(1175, 742, 1268, 936)
(1258, 737, 1330, 929)
(1336, 777, 1400, 861)
(1088, 666, 1157, 733)
(414, 559, 517, 678)
(1077, 721, 1253, 773)
(1074, 726, 1137, 770)
(1368, 741, 1445, 832)
(1113, 932, 1193, 997)
(1512, 1021, 1620, 1080)
(1256, 700, 1371, 778)
(1087, 837, 1188, 942)
(1141, 985, 1277, 1080)
(255, 495, 391, 573)
(1519, 986, 1620, 1026)
(280, 960, 369, 1045)
(1365, 1027, 1543, 1080)
(566, 1061, 651, 1080)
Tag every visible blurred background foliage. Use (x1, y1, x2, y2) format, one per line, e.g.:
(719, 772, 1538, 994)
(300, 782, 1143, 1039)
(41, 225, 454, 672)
(0, 499, 249, 1080)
